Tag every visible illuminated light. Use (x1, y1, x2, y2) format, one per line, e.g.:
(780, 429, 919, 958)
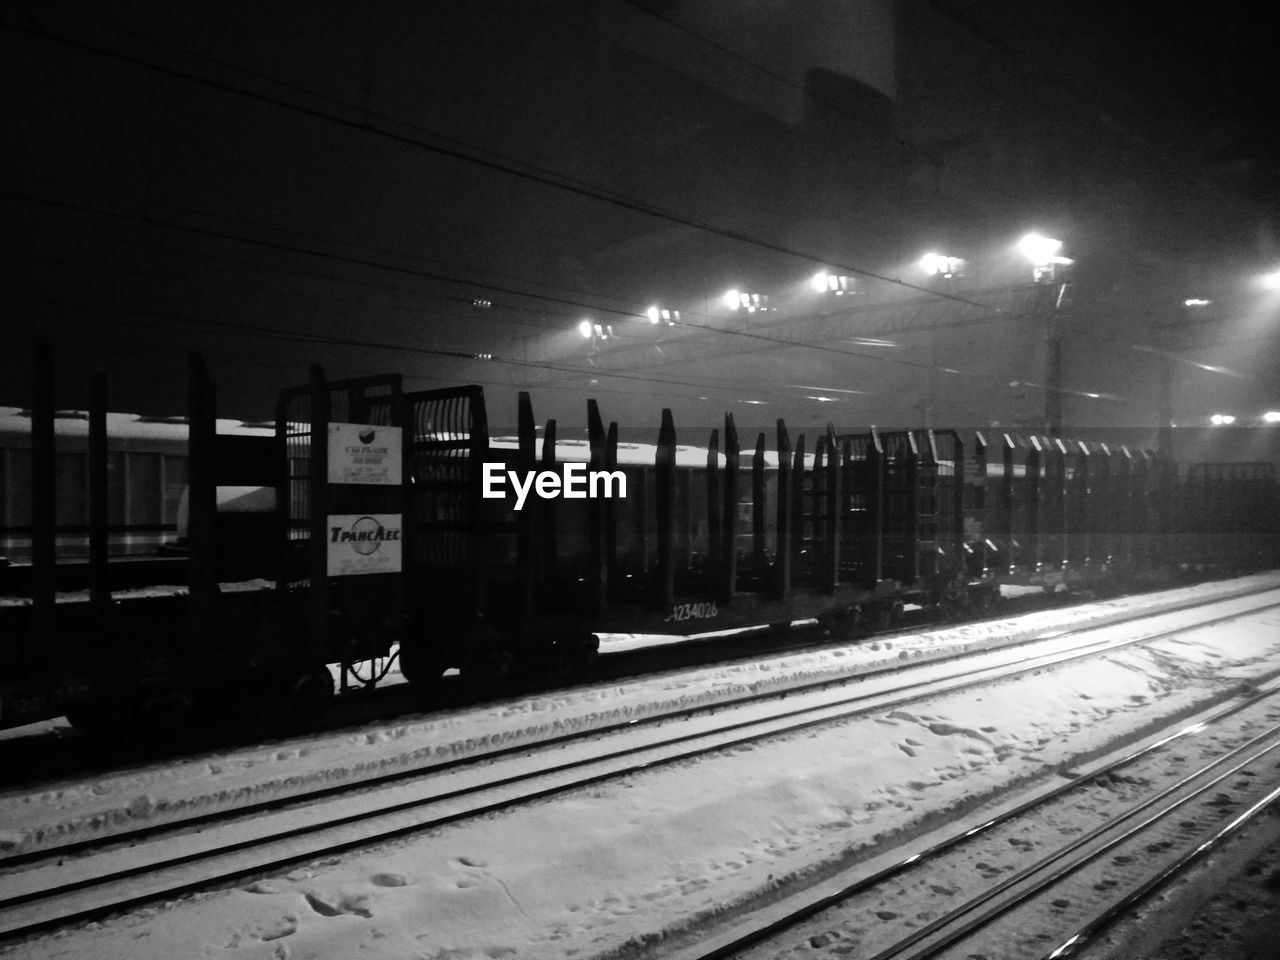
(1210, 413, 1236, 425)
(1018, 233, 1062, 266)
(1183, 297, 1212, 307)
(920, 253, 963, 278)
(577, 319, 593, 338)
(646, 306, 661, 324)
(789, 384, 869, 395)
(472, 298, 493, 309)
(841, 337, 899, 348)
(593, 323, 605, 339)
(805, 395, 838, 403)
(723, 289, 767, 312)
(811, 270, 856, 294)
(1263, 411, 1280, 423)
(737, 399, 767, 405)
(473, 352, 493, 361)
(1261, 270, 1280, 291)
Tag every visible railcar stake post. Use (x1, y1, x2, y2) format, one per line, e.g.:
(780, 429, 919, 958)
(88, 373, 109, 615)
(824, 426, 840, 594)
(774, 420, 792, 599)
(517, 393, 536, 624)
(721, 413, 738, 604)
(706, 428, 721, 576)
(308, 366, 331, 655)
(541, 419, 558, 582)
(187, 354, 216, 658)
(655, 410, 676, 611)
(30, 338, 55, 657)
(752, 433, 766, 577)
(587, 400, 608, 616)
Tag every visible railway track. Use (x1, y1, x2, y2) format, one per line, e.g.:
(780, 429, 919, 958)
(660, 679, 1280, 960)
(1, 586, 1277, 944)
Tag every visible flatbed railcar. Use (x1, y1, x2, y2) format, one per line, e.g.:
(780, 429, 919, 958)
(0, 347, 1276, 734)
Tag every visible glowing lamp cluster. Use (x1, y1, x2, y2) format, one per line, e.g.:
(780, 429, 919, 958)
(646, 306, 681, 325)
(810, 271, 856, 295)
(1018, 232, 1073, 283)
(721, 289, 770, 313)
(578, 320, 615, 340)
(919, 253, 963, 278)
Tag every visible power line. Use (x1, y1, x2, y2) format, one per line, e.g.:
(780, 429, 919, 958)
(9, 190, 1012, 383)
(13, 293, 887, 407)
(3, 18, 1004, 314)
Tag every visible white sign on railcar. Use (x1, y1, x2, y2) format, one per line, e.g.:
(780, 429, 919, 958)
(327, 423, 402, 485)
(326, 513, 403, 576)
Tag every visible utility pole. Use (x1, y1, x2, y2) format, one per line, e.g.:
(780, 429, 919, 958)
(1017, 233, 1073, 437)
(1044, 279, 1070, 436)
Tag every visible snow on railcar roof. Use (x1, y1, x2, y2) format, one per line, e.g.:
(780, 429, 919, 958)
(0, 408, 275, 445)
(490, 435, 794, 469)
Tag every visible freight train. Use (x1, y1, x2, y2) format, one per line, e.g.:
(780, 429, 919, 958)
(0, 351, 1276, 735)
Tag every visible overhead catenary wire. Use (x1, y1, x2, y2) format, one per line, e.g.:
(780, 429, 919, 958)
(5, 9, 1202, 418)
(10, 191, 1020, 386)
(2, 18, 1004, 314)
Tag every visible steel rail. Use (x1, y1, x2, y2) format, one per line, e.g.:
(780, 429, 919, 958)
(1046, 782, 1280, 959)
(654, 678, 1280, 960)
(7, 581, 1275, 871)
(1, 592, 1277, 943)
(881, 715, 1280, 959)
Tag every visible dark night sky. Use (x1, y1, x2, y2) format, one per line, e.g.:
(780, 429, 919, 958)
(4, 0, 1277, 449)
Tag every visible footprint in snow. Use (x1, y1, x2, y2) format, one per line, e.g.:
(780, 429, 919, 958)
(371, 872, 410, 887)
(457, 856, 488, 868)
(244, 879, 287, 895)
(304, 891, 372, 919)
(259, 916, 298, 941)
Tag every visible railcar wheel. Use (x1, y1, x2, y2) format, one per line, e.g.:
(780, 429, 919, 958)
(873, 603, 901, 631)
(974, 587, 998, 614)
(845, 605, 866, 637)
(397, 643, 449, 691)
(279, 665, 334, 728)
(466, 649, 521, 694)
(556, 634, 600, 678)
(939, 590, 969, 621)
(138, 690, 200, 743)
(65, 702, 129, 740)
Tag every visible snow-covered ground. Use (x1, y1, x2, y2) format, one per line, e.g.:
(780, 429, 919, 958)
(3, 573, 1276, 858)
(2, 573, 1280, 959)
